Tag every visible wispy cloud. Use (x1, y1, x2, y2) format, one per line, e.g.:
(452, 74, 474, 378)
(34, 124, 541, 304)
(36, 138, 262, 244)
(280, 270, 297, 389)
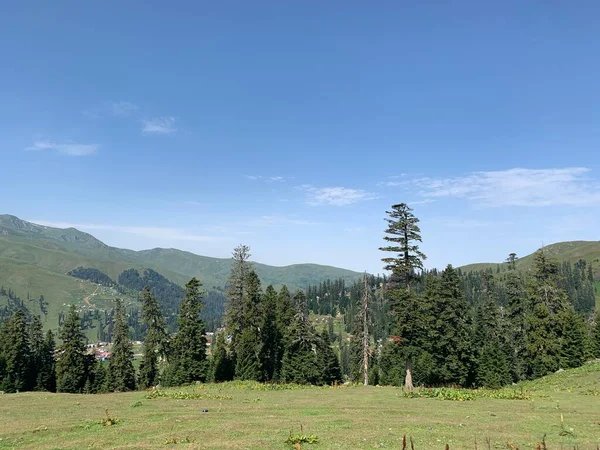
(111, 101, 139, 117)
(247, 215, 321, 227)
(30, 220, 224, 242)
(396, 168, 600, 207)
(344, 226, 364, 233)
(142, 117, 176, 135)
(302, 185, 379, 206)
(25, 140, 98, 156)
(183, 200, 204, 207)
(82, 101, 139, 119)
(245, 175, 290, 183)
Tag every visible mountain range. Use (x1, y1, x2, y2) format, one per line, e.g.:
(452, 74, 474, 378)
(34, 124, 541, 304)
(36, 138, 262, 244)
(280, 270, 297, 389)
(0, 214, 362, 330)
(2, 214, 600, 332)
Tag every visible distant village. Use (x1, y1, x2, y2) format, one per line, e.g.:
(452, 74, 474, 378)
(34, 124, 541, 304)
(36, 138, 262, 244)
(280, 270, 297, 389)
(85, 331, 220, 361)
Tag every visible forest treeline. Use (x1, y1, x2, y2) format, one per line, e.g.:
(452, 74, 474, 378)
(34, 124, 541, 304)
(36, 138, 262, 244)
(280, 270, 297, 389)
(1, 203, 600, 393)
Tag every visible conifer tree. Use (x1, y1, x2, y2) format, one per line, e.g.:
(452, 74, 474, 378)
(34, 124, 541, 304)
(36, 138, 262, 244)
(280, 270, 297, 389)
(139, 287, 168, 389)
(36, 329, 56, 392)
(379, 203, 426, 389)
(560, 308, 587, 369)
(281, 292, 320, 384)
(107, 299, 136, 392)
(234, 271, 263, 380)
(505, 272, 528, 382)
(225, 245, 251, 353)
(594, 310, 600, 359)
(259, 285, 281, 381)
(29, 316, 45, 390)
(163, 277, 208, 386)
(274, 285, 295, 381)
(211, 331, 234, 382)
(56, 306, 89, 393)
(0, 309, 32, 392)
(317, 328, 342, 385)
(89, 359, 108, 393)
(474, 299, 511, 388)
(524, 250, 570, 378)
(431, 265, 474, 386)
(379, 338, 405, 386)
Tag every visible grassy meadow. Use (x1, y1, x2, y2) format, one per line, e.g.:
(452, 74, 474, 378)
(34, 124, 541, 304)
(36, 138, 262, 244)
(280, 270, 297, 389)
(1, 362, 599, 450)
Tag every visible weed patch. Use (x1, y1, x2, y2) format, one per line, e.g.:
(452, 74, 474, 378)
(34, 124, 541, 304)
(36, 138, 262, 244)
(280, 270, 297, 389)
(145, 389, 232, 401)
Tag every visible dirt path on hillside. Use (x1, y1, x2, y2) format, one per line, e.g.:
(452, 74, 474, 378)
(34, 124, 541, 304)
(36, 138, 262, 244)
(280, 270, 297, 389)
(83, 285, 100, 308)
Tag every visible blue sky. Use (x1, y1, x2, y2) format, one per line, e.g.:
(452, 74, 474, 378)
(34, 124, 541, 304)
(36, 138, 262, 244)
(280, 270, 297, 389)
(2, 2, 600, 274)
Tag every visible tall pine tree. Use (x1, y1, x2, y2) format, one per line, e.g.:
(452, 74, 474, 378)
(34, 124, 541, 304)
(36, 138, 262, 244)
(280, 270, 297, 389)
(593, 310, 600, 358)
(225, 245, 251, 355)
(259, 285, 282, 382)
(211, 331, 234, 382)
(234, 271, 263, 380)
(163, 277, 208, 386)
(107, 299, 136, 392)
(138, 287, 168, 389)
(525, 250, 570, 378)
(0, 310, 31, 392)
(56, 306, 89, 393)
(379, 203, 426, 389)
(281, 292, 320, 384)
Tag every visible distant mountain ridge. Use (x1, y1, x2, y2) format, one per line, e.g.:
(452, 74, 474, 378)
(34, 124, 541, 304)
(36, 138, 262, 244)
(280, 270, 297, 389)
(0, 214, 363, 330)
(459, 240, 600, 273)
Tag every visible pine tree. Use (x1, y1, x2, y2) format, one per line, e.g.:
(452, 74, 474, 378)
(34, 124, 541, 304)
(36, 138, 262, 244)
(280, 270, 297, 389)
(380, 203, 426, 289)
(56, 306, 89, 393)
(281, 292, 320, 384)
(594, 310, 600, 358)
(259, 285, 281, 381)
(163, 278, 208, 386)
(560, 308, 587, 369)
(89, 359, 108, 393)
(379, 203, 426, 389)
(473, 299, 511, 388)
(234, 271, 263, 380)
(524, 250, 570, 378)
(234, 327, 263, 380)
(430, 265, 474, 386)
(317, 328, 342, 385)
(359, 274, 371, 386)
(33, 326, 57, 392)
(379, 338, 405, 386)
(505, 272, 528, 382)
(107, 299, 136, 392)
(273, 285, 294, 380)
(138, 287, 168, 389)
(29, 316, 45, 390)
(506, 253, 518, 270)
(211, 331, 234, 382)
(225, 245, 251, 353)
(0, 310, 32, 392)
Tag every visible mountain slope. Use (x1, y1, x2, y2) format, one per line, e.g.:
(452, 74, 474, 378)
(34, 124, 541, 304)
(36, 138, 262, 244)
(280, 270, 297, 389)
(0, 215, 362, 330)
(459, 240, 600, 273)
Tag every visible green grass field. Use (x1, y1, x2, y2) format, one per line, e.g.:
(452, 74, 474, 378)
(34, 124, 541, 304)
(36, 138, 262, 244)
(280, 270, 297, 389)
(2, 362, 599, 450)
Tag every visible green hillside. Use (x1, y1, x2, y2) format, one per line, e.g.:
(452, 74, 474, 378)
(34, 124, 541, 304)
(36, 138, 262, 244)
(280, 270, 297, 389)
(0, 215, 362, 331)
(459, 240, 600, 273)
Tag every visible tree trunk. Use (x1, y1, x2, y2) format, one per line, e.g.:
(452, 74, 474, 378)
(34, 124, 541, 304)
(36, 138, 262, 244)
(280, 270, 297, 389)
(405, 359, 413, 391)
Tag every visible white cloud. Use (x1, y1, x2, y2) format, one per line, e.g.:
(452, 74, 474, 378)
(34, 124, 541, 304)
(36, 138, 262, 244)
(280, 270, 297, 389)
(247, 215, 321, 227)
(302, 185, 378, 206)
(401, 168, 600, 207)
(25, 140, 98, 156)
(111, 101, 139, 117)
(344, 227, 364, 233)
(142, 117, 176, 135)
(245, 175, 290, 182)
(30, 220, 224, 242)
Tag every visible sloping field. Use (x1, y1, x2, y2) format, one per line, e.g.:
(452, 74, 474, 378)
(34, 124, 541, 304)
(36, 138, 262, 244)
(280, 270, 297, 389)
(1, 362, 599, 449)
